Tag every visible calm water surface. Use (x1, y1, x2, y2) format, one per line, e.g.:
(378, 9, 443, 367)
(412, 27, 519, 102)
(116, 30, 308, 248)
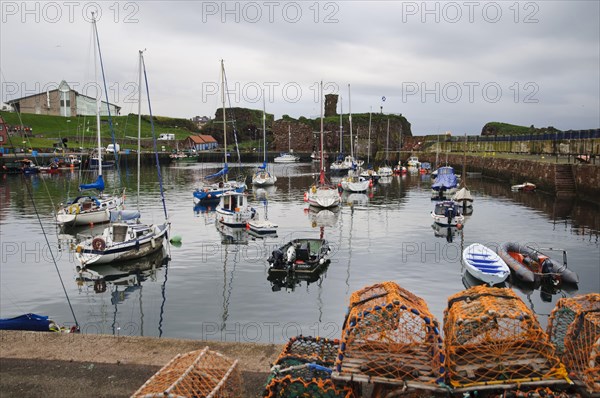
(1, 161, 598, 343)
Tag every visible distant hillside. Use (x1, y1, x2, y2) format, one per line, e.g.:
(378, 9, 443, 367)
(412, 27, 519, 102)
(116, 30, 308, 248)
(0, 111, 199, 150)
(0, 111, 198, 139)
(481, 122, 560, 136)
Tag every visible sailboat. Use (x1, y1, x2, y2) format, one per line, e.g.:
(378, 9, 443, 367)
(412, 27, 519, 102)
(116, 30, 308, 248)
(340, 84, 370, 193)
(55, 15, 124, 226)
(247, 187, 278, 237)
(193, 61, 246, 204)
(330, 95, 353, 175)
(452, 133, 474, 212)
(304, 82, 341, 209)
(377, 119, 393, 178)
(74, 50, 170, 266)
(360, 110, 380, 182)
(274, 125, 300, 163)
(251, 94, 277, 186)
(215, 61, 257, 229)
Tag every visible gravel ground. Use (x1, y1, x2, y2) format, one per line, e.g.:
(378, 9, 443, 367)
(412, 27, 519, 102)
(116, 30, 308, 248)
(0, 330, 281, 397)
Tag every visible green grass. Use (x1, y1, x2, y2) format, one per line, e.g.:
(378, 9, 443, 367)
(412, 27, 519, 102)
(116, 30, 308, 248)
(1, 111, 196, 140)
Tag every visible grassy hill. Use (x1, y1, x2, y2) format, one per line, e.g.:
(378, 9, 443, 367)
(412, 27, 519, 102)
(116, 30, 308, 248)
(0, 111, 199, 151)
(482, 122, 560, 136)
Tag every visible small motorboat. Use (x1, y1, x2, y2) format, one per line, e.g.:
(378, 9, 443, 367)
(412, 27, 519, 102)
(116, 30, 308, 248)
(246, 219, 278, 237)
(431, 200, 465, 227)
(496, 242, 579, 285)
(511, 182, 536, 191)
(268, 238, 331, 273)
(463, 243, 510, 286)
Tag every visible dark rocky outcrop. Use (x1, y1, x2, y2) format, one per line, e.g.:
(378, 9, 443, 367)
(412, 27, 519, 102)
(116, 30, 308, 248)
(272, 113, 411, 160)
(324, 94, 338, 117)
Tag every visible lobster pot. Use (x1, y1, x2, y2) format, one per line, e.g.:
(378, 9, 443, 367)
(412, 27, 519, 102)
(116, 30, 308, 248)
(443, 286, 569, 391)
(333, 282, 445, 390)
(547, 294, 600, 394)
(547, 293, 600, 355)
(264, 336, 354, 398)
(131, 347, 242, 398)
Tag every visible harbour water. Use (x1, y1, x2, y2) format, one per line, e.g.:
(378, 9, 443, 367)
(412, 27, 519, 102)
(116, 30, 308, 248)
(0, 162, 598, 344)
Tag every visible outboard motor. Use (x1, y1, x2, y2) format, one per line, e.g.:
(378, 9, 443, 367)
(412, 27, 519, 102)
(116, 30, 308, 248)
(269, 249, 284, 269)
(446, 206, 455, 225)
(286, 245, 297, 264)
(541, 259, 561, 286)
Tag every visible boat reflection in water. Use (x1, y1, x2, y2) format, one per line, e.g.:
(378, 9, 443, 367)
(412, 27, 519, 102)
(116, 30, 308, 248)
(431, 222, 462, 243)
(215, 222, 248, 245)
(340, 192, 369, 208)
(268, 261, 330, 292)
(506, 275, 579, 307)
(75, 248, 170, 296)
(306, 206, 340, 229)
(193, 202, 217, 215)
(461, 268, 507, 289)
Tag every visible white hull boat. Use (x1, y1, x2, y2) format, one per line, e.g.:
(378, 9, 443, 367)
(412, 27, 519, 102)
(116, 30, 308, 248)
(431, 200, 465, 227)
(216, 191, 257, 228)
(75, 219, 169, 266)
(274, 153, 299, 163)
(56, 194, 124, 226)
(463, 243, 510, 286)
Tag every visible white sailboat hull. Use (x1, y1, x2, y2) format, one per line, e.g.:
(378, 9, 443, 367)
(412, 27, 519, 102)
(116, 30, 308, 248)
(340, 177, 370, 193)
(56, 195, 124, 226)
(252, 172, 277, 186)
(75, 222, 169, 265)
(306, 186, 341, 208)
(274, 154, 299, 163)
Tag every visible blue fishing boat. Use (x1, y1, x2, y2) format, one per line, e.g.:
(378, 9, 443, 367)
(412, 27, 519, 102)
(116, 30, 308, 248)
(431, 166, 459, 199)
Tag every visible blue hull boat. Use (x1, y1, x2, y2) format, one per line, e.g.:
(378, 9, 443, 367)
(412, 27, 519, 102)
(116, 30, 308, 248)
(0, 313, 55, 332)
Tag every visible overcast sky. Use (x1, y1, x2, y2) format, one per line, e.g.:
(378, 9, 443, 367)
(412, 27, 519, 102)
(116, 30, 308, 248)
(1, 1, 598, 134)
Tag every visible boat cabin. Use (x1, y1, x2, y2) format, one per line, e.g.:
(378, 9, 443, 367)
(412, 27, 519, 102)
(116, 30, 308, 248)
(433, 201, 463, 217)
(219, 192, 247, 212)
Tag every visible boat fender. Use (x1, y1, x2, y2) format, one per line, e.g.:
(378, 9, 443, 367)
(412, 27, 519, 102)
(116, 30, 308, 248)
(92, 237, 106, 251)
(94, 279, 106, 293)
(311, 186, 317, 194)
(135, 240, 140, 251)
(303, 192, 308, 202)
(151, 238, 156, 249)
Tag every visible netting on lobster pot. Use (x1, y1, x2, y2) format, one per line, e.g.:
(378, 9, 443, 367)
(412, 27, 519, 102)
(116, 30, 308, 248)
(547, 293, 600, 394)
(444, 285, 570, 391)
(333, 281, 445, 391)
(264, 335, 354, 398)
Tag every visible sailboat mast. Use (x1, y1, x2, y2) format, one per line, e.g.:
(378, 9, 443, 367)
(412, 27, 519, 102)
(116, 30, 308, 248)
(262, 90, 266, 164)
(137, 50, 143, 211)
(92, 14, 102, 177)
(339, 95, 343, 155)
(288, 125, 291, 152)
(348, 84, 353, 159)
(221, 60, 227, 182)
(319, 81, 325, 184)
(367, 109, 372, 165)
